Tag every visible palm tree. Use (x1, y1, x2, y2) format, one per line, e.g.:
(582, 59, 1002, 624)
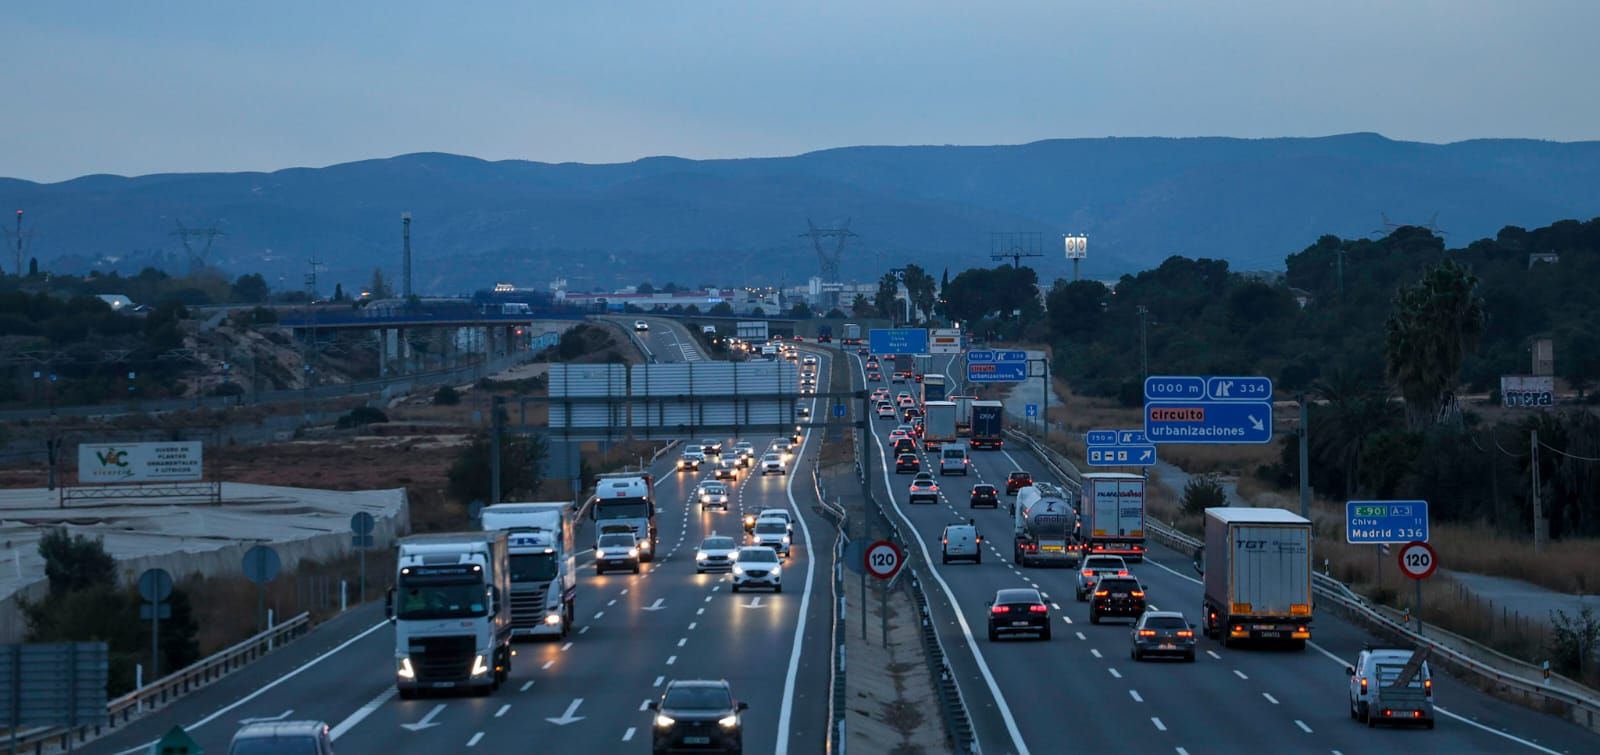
(1311, 368, 1395, 498)
(1384, 260, 1485, 430)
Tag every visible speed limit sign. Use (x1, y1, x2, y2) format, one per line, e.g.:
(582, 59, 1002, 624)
(1398, 541, 1437, 580)
(864, 539, 904, 580)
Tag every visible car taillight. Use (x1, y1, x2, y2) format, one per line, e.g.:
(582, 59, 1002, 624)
(1081, 570, 1094, 576)
(990, 605, 1007, 615)
(1176, 630, 1194, 638)
(1138, 629, 1157, 637)
(1130, 591, 1145, 598)
(1118, 570, 1129, 576)
(1094, 590, 1109, 597)
(1028, 604, 1048, 613)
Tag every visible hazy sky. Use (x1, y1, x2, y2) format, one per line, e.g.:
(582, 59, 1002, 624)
(5, 1, 1595, 182)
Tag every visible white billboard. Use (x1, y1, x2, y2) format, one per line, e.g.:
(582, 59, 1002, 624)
(930, 328, 962, 355)
(78, 442, 203, 484)
(1501, 375, 1554, 408)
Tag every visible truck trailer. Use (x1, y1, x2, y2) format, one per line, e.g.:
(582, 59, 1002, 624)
(1194, 507, 1313, 648)
(1012, 482, 1081, 567)
(842, 323, 863, 344)
(969, 400, 1005, 449)
(390, 532, 513, 697)
(922, 401, 958, 450)
(951, 395, 975, 436)
(1081, 472, 1147, 560)
(481, 502, 577, 639)
(921, 374, 948, 404)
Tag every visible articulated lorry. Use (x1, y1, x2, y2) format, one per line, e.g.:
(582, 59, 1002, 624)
(481, 502, 577, 639)
(1013, 482, 1081, 567)
(1081, 473, 1147, 560)
(922, 401, 957, 449)
(951, 395, 975, 436)
(842, 323, 863, 344)
(390, 532, 513, 697)
(969, 400, 1005, 449)
(921, 374, 948, 404)
(1195, 507, 1313, 648)
(591, 472, 658, 561)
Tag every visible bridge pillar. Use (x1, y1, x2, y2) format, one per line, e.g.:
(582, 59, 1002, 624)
(377, 329, 388, 377)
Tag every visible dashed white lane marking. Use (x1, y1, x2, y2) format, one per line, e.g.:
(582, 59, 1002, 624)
(608, 599, 617, 607)
(667, 655, 677, 665)
(1294, 720, 1312, 733)
(1262, 692, 1279, 705)
(623, 727, 637, 741)
(1233, 669, 1248, 680)
(688, 622, 697, 630)
(520, 681, 534, 692)
(677, 638, 688, 647)
(1108, 668, 1122, 679)
(1152, 717, 1167, 732)
(621, 589, 629, 595)
(1051, 603, 1061, 610)
(467, 732, 484, 747)
(561, 642, 573, 651)
(1129, 690, 1144, 702)
(653, 676, 665, 687)
(1075, 632, 1087, 640)
(1063, 615, 1073, 624)
(542, 660, 554, 670)
(580, 626, 591, 635)
(1090, 649, 1102, 658)
(697, 608, 705, 615)
(638, 699, 652, 711)
(705, 596, 714, 603)
(1176, 748, 1191, 755)
(495, 704, 510, 718)
(1206, 650, 1222, 660)
(594, 612, 605, 619)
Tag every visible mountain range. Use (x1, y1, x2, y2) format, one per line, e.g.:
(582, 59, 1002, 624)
(4, 132, 1599, 293)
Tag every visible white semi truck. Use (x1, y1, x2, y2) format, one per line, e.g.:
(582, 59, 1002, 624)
(1081, 472, 1147, 561)
(1012, 482, 1082, 567)
(591, 472, 657, 561)
(922, 401, 958, 450)
(481, 502, 577, 639)
(390, 532, 513, 698)
(1194, 507, 1313, 648)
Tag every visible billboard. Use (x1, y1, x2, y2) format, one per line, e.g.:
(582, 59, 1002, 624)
(929, 328, 962, 355)
(1501, 375, 1554, 408)
(77, 442, 203, 484)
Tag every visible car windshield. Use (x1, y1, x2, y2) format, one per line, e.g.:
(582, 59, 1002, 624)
(703, 485, 726, 495)
(702, 537, 735, 550)
(763, 454, 780, 462)
(686, 446, 702, 454)
(663, 684, 733, 710)
(396, 582, 486, 620)
(756, 522, 786, 534)
(230, 737, 321, 755)
(1145, 616, 1188, 630)
(598, 534, 635, 548)
(510, 553, 558, 582)
(739, 549, 779, 563)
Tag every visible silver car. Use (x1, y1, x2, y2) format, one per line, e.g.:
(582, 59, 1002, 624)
(1076, 555, 1130, 601)
(752, 518, 792, 557)
(229, 720, 336, 755)
(695, 535, 739, 573)
(1130, 611, 1197, 662)
(698, 481, 731, 511)
(595, 532, 641, 575)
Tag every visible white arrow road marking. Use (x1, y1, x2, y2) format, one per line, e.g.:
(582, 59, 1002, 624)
(643, 598, 667, 611)
(401, 703, 446, 731)
(239, 709, 293, 725)
(742, 596, 766, 608)
(546, 698, 585, 726)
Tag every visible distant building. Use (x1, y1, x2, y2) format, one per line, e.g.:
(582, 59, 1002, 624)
(1528, 252, 1559, 268)
(1289, 287, 1314, 309)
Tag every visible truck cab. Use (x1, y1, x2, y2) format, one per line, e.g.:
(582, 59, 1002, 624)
(1348, 647, 1434, 728)
(480, 503, 576, 639)
(592, 473, 657, 561)
(389, 533, 513, 698)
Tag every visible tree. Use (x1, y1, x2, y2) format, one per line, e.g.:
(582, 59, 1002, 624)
(1384, 260, 1486, 429)
(637, 282, 655, 295)
(27, 257, 38, 277)
(448, 433, 549, 503)
(902, 264, 937, 322)
(851, 294, 873, 317)
(333, 283, 345, 302)
(231, 273, 270, 304)
(38, 528, 117, 597)
(434, 385, 461, 405)
(824, 308, 845, 319)
(1046, 279, 1108, 342)
(1563, 332, 1600, 400)
(370, 268, 391, 300)
(787, 302, 813, 319)
(1181, 473, 1228, 515)
(875, 273, 900, 323)
(709, 301, 734, 316)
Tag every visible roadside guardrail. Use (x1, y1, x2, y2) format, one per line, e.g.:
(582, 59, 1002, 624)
(15, 613, 311, 754)
(813, 462, 848, 755)
(1006, 429, 1600, 734)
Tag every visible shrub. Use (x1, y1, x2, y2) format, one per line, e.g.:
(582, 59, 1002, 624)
(336, 406, 388, 429)
(434, 385, 461, 406)
(1180, 473, 1228, 515)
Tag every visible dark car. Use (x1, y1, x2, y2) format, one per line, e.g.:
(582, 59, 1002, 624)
(901, 407, 922, 422)
(892, 437, 917, 456)
(1090, 576, 1147, 624)
(867, 370, 882, 381)
(970, 484, 1000, 509)
(987, 587, 1051, 641)
(895, 453, 920, 473)
(648, 679, 747, 754)
(1005, 471, 1034, 495)
(1131, 611, 1197, 662)
(857, 347, 870, 355)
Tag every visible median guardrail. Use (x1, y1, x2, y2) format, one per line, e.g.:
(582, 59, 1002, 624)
(1005, 429, 1600, 734)
(813, 462, 848, 755)
(14, 612, 312, 754)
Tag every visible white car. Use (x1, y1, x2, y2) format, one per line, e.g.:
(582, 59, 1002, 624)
(733, 441, 755, 460)
(634, 320, 650, 332)
(1349, 647, 1434, 727)
(751, 517, 792, 557)
(876, 403, 897, 419)
(770, 440, 793, 459)
(757, 508, 794, 536)
(760, 453, 786, 475)
(695, 535, 739, 574)
(731, 546, 783, 592)
(678, 449, 705, 471)
(595, 532, 642, 575)
(697, 481, 730, 510)
(941, 521, 982, 564)
(1076, 555, 1131, 601)
(802, 355, 818, 366)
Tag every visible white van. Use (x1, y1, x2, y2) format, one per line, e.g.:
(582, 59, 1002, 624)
(939, 445, 970, 476)
(941, 521, 981, 564)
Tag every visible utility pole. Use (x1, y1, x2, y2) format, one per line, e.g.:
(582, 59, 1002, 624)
(1335, 247, 1347, 302)
(1531, 429, 1544, 553)
(401, 212, 413, 299)
(1137, 305, 1150, 380)
(800, 219, 857, 283)
(3, 209, 33, 277)
(1298, 395, 1310, 519)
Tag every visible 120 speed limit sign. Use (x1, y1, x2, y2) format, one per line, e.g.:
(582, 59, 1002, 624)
(864, 539, 904, 580)
(1398, 541, 1438, 580)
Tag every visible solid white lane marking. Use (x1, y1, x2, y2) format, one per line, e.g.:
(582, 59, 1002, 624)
(1263, 692, 1279, 705)
(1152, 717, 1167, 732)
(1207, 650, 1222, 660)
(1233, 669, 1248, 680)
(467, 732, 484, 747)
(1294, 720, 1312, 733)
(329, 686, 396, 741)
(775, 363, 821, 755)
(623, 727, 637, 741)
(520, 681, 534, 692)
(1108, 668, 1122, 679)
(1129, 690, 1143, 702)
(495, 704, 510, 718)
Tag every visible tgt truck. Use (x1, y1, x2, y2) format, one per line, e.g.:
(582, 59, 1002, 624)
(390, 532, 513, 698)
(481, 502, 577, 639)
(1194, 507, 1313, 648)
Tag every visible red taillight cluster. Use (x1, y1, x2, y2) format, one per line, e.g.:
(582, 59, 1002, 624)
(990, 605, 1007, 615)
(1094, 590, 1109, 598)
(1176, 630, 1194, 638)
(1028, 604, 1048, 613)
(1081, 569, 1095, 577)
(1138, 629, 1157, 637)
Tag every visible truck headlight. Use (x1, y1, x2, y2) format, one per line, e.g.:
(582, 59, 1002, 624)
(544, 613, 562, 625)
(471, 655, 490, 677)
(397, 657, 416, 680)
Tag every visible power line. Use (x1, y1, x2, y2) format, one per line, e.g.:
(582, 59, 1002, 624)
(1539, 440, 1600, 463)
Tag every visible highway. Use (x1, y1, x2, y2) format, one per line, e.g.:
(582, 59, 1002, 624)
(847, 350, 1599, 755)
(88, 355, 835, 755)
(618, 316, 708, 364)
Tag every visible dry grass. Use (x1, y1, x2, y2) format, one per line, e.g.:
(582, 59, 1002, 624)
(1158, 444, 1280, 476)
(184, 548, 399, 655)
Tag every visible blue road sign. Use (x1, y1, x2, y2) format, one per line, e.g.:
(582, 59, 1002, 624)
(1024, 403, 1038, 417)
(1085, 430, 1118, 445)
(1206, 377, 1273, 401)
(869, 328, 928, 355)
(966, 349, 1029, 382)
(1118, 430, 1147, 444)
(1145, 376, 1206, 401)
(1086, 444, 1158, 467)
(1346, 500, 1430, 544)
(833, 404, 847, 418)
(1144, 400, 1273, 444)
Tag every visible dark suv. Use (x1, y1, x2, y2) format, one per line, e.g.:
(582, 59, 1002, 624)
(1006, 471, 1033, 495)
(895, 453, 921, 473)
(1090, 576, 1147, 624)
(969, 484, 1000, 509)
(648, 679, 747, 754)
(987, 588, 1052, 641)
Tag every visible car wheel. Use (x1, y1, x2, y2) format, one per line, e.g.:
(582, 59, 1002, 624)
(632, 564, 641, 574)
(1132, 646, 1140, 661)
(1425, 720, 1434, 730)
(1075, 589, 1085, 602)
(596, 567, 605, 575)
(1349, 697, 1358, 720)
(975, 552, 982, 564)
(1089, 610, 1100, 625)
(398, 687, 418, 700)
(1041, 626, 1052, 641)
(732, 583, 740, 593)
(696, 568, 704, 574)
(1012, 548, 1020, 565)
(1357, 702, 1369, 724)
(988, 628, 999, 642)
(1185, 651, 1195, 663)
(941, 553, 949, 564)
(775, 584, 783, 593)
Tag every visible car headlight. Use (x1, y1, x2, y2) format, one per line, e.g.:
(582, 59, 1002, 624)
(782, 535, 791, 544)
(697, 551, 708, 560)
(719, 714, 739, 728)
(655, 714, 676, 728)
(771, 565, 782, 575)
(733, 565, 745, 575)
(471, 654, 490, 677)
(627, 548, 639, 558)
(397, 657, 415, 679)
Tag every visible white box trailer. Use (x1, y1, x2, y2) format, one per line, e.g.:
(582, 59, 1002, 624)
(1196, 507, 1313, 648)
(1081, 473, 1146, 561)
(923, 401, 957, 450)
(737, 321, 769, 342)
(481, 502, 577, 639)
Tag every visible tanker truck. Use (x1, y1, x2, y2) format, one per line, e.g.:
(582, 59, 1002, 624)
(1012, 482, 1082, 567)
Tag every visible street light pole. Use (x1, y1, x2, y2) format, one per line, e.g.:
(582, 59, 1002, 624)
(1137, 305, 1149, 380)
